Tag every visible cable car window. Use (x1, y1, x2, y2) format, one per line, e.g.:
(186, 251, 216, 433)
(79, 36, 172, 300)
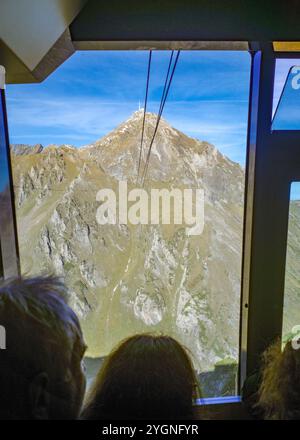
(7, 50, 250, 397)
(282, 182, 300, 345)
(272, 60, 300, 130)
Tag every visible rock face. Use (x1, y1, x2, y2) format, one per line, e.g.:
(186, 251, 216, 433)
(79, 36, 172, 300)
(11, 143, 43, 156)
(282, 200, 300, 339)
(11, 110, 247, 389)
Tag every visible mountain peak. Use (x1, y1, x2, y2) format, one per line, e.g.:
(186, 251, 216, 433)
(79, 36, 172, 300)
(127, 109, 169, 126)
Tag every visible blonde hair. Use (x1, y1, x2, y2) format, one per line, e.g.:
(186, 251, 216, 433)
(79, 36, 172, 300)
(257, 339, 300, 419)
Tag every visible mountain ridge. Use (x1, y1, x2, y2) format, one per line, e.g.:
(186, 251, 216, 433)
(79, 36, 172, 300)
(10, 110, 299, 390)
(10, 111, 244, 379)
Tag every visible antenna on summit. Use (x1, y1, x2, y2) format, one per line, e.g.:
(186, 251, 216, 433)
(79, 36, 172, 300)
(139, 100, 141, 110)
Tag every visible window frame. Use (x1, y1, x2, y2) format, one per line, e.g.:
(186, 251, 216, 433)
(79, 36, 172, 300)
(241, 44, 300, 384)
(0, 86, 20, 279)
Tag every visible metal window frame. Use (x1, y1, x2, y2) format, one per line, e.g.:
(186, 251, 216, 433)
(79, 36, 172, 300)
(240, 43, 300, 384)
(0, 87, 20, 279)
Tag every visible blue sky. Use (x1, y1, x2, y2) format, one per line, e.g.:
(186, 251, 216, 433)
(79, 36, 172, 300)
(273, 62, 300, 129)
(7, 50, 252, 165)
(273, 59, 300, 200)
(291, 182, 300, 201)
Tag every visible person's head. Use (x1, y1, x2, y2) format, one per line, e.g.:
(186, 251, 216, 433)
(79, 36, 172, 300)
(257, 339, 300, 419)
(241, 371, 264, 419)
(0, 276, 86, 420)
(82, 333, 200, 420)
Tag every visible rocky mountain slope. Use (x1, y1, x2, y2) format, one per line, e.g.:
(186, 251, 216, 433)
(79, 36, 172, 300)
(10, 111, 255, 386)
(282, 200, 300, 339)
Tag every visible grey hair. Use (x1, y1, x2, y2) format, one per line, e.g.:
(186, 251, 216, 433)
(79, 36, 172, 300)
(0, 276, 82, 339)
(0, 276, 86, 419)
(0, 275, 86, 377)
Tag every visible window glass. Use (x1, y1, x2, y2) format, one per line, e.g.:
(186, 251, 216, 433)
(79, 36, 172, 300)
(7, 50, 251, 396)
(0, 92, 10, 192)
(273, 59, 300, 129)
(282, 182, 300, 344)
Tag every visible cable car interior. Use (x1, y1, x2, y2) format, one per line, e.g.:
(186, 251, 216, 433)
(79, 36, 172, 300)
(1, 0, 300, 420)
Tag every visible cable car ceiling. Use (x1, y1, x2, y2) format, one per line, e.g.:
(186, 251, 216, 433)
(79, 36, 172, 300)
(1, 0, 300, 84)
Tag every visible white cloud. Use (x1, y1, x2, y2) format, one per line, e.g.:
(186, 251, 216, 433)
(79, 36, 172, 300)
(7, 96, 136, 139)
(6, 95, 248, 165)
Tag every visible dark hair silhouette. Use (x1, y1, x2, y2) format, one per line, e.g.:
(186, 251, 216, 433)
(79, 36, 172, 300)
(257, 339, 300, 419)
(82, 333, 201, 420)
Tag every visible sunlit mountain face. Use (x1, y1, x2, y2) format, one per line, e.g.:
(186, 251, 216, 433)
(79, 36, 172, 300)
(12, 111, 300, 395)
(11, 111, 244, 388)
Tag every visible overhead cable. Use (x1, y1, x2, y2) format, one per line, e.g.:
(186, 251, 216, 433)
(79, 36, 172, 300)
(141, 50, 180, 186)
(137, 50, 152, 183)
